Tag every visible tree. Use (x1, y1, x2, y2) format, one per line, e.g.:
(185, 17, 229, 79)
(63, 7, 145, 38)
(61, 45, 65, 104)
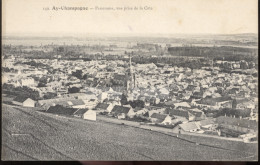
(129, 100, 144, 108)
(38, 82, 47, 87)
(2, 83, 15, 91)
(120, 94, 128, 105)
(12, 86, 41, 100)
(143, 111, 149, 117)
(68, 87, 80, 93)
(217, 108, 251, 118)
(232, 99, 237, 109)
(43, 92, 57, 99)
(248, 62, 254, 69)
(72, 70, 83, 79)
(240, 61, 248, 69)
(82, 73, 88, 80)
(39, 77, 48, 84)
(58, 46, 65, 53)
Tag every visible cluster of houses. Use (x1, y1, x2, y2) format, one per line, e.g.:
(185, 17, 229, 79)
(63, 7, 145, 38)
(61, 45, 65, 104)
(3, 54, 258, 141)
(10, 90, 258, 141)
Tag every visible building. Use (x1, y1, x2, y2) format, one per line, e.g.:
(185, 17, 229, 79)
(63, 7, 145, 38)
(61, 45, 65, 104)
(124, 52, 136, 101)
(12, 96, 35, 107)
(196, 119, 217, 130)
(188, 108, 206, 121)
(196, 96, 233, 109)
(73, 109, 88, 118)
(95, 103, 114, 113)
(173, 122, 200, 133)
(169, 109, 195, 121)
(16, 78, 35, 87)
(110, 105, 135, 119)
(68, 99, 86, 109)
(83, 110, 96, 121)
(150, 113, 172, 125)
(82, 99, 98, 109)
(173, 102, 191, 108)
(98, 92, 108, 102)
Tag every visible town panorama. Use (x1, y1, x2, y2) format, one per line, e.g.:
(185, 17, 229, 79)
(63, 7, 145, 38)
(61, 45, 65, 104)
(2, 34, 258, 160)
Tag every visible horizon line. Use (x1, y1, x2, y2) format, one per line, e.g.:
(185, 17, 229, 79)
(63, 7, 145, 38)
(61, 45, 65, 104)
(3, 32, 258, 38)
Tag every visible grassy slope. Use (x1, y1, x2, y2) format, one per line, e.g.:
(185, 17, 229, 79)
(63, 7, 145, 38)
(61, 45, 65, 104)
(2, 104, 258, 160)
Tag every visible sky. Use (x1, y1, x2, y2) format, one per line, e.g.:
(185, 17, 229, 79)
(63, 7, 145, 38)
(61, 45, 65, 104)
(2, 0, 258, 36)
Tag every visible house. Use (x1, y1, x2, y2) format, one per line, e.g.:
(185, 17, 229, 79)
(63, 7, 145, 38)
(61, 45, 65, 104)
(46, 105, 77, 115)
(188, 108, 206, 121)
(185, 85, 196, 92)
(192, 91, 203, 99)
(158, 88, 170, 95)
(174, 102, 191, 108)
(216, 116, 258, 134)
(169, 109, 195, 121)
(82, 99, 98, 109)
(236, 99, 255, 110)
(68, 99, 86, 109)
(12, 96, 35, 107)
(173, 122, 200, 133)
(196, 119, 217, 130)
(41, 103, 53, 110)
(38, 98, 68, 108)
(149, 97, 160, 105)
(73, 109, 88, 118)
(110, 105, 135, 119)
(171, 117, 188, 124)
(61, 93, 95, 100)
(150, 113, 172, 125)
(196, 96, 233, 109)
(98, 92, 108, 102)
(135, 108, 148, 116)
(95, 103, 114, 113)
(82, 109, 96, 121)
(16, 78, 35, 87)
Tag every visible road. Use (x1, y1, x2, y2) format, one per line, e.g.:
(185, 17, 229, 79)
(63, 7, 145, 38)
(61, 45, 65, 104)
(2, 104, 258, 160)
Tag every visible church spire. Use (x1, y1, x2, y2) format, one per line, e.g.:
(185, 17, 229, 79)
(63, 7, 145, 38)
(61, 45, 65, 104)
(125, 51, 134, 101)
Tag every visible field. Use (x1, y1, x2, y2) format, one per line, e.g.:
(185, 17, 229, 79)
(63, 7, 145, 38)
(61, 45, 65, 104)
(2, 104, 258, 161)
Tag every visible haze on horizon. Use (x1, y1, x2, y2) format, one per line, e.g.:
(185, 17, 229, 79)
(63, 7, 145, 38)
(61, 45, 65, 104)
(2, 0, 258, 36)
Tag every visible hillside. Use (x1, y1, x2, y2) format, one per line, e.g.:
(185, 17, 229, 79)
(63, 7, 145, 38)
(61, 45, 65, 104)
(2, 104, 257, 160)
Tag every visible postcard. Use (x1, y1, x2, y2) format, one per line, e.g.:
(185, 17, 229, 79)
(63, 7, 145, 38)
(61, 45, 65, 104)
(2, 0, 258, 161)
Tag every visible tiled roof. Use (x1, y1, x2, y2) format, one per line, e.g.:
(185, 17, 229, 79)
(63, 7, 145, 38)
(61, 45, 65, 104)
(169, 109, 190, 119)
(73, 109, 88, 116)
(70, 99, 85, 106)
(188, 109, 203, 117)
(151, 113, 168, 120)
(95, 103, 110, 110)
(179, 122, 199, 131)
(111, 105, 131, 115)
(47, 105, 77, 115)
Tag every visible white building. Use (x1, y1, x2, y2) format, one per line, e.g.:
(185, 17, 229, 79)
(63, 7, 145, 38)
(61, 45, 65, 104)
(83, 110, 96, 121)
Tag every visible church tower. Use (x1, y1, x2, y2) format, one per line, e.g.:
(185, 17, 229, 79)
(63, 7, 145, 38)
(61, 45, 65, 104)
(125, 51, 135, 101)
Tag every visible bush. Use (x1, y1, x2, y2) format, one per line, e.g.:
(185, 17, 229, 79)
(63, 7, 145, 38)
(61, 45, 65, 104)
(100, 111, 108, 115)
(125, 116, 149, 122)
(3, 85, 41, 100)
(68, 87, 80, 93)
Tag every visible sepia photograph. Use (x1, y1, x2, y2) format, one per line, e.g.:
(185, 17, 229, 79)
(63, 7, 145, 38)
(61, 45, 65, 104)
(1, 0, 258, 161)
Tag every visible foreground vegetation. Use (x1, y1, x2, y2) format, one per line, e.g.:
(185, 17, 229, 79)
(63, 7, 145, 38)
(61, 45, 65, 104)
(2, 104, 257, 160)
